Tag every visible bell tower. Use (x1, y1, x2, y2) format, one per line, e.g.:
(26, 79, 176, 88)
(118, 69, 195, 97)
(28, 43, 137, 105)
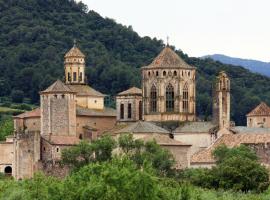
(213, 71, 230, 129)
(64, 40, 86, 85)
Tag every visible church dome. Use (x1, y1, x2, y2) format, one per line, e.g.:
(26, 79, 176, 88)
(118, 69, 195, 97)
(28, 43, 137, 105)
(64, 43, 85, 58)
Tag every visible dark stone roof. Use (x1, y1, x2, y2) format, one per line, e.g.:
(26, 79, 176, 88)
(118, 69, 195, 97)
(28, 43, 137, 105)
(68, 85, 106, 97)
(41, 80, 75, 94)
(115, 121, 170, 134)
(230, 126, 270, 134)
(142, 47, 194, 69)
(117, 87, 142, 96)
(76, 106, 116, 117)
(173, 122, 217, 133)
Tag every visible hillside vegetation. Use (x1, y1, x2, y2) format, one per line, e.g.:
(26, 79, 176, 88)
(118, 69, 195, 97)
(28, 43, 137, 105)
(0, 0, 270, 125)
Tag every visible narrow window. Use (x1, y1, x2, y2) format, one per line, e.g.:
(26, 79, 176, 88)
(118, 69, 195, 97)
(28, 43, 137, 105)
(73, 72, 77, 81)
(166, 84, 174, 112)
(79, 72, 83, 81)
(150, 85, 157, 112)
(183, 83, 189, 112)
(139, 101, 142, 120)
(156, 71, 159, 77)
(163, 71, 166, 76)
(56, 148, 59, 152)
(120, 104, 124, 119)
(128, 103, 132, 119)
(174, 71, 177, 76)
(68, 72, 71, 81)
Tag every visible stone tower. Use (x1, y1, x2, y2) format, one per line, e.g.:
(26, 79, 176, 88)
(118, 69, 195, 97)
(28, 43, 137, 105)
(64, 41, 86, 84)
(141, 46, 196, 122)
(40, 80, 77, 136)
(213, 71, 230, 129)
(116, 87, 142, 123)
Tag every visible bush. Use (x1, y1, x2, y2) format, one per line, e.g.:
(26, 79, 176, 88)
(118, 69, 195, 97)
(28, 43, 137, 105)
(181, 145, 270, 192)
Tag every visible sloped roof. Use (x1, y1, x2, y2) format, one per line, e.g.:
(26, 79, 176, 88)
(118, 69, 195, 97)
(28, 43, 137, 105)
(42, 135, 80, 145)
(117, 87, 142, 96)
(76, 106, 116, 117)
(64, 45, 85, 58)
(68, 85, 106, 97)
(41, 80, 74, 94)
(173, 122, 217, 133)
(230, 126, 270, 134)
(141, 134, 191, 146)
(191, 133, 270, 164)
(143, 47, 194, 69)
(246, 102, 270, 117)
(115, 121, 170, 134)
(14, 108, 41, 119)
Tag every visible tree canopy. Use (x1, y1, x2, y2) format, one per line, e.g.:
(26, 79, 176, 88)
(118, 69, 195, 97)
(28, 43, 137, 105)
(1, 0, 270, 124)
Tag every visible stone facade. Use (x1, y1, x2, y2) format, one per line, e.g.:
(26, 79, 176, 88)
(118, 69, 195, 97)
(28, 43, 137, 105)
(142, 47, 196, 122)
(212, 71, 230, 129)
(246, 102, 270, 128)
(40, 83, 77, 136)
(0, 138, 13, 175)
(116, 87, 142, 123)
(13, 131, 40, 179)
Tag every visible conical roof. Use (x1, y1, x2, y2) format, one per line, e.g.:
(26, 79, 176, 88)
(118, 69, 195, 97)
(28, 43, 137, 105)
(64, 45, 85, 58)
(41, 80, 75, 94)
(115, 121, 169, 134)
(246, 102, 270, 117)
(117, 87, 142, 96)
(143, 47, 193, 69)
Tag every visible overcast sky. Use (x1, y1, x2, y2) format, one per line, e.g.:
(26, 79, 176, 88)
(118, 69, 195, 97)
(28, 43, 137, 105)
(83, 0, 270, 62)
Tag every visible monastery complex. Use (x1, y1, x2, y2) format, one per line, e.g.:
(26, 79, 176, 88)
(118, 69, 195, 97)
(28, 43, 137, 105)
(1, 43, 270, 179)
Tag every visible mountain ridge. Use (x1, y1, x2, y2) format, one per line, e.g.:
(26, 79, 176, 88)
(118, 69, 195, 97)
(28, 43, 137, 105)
(202, 54, 270, 77)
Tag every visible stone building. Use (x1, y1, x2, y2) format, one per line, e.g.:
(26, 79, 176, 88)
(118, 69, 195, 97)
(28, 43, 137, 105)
(141, 46, 196, 122)
(246, 102, 270, 128)
(116, 87, 142, 123)
(114, 121, 191, 169)
(0, 43, 117, 178)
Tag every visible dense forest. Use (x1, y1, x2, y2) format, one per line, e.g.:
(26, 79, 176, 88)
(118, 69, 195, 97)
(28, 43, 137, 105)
(0, 0, 270, 125)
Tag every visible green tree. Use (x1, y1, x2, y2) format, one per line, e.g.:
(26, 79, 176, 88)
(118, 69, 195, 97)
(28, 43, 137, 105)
(10, 90, 24, 103)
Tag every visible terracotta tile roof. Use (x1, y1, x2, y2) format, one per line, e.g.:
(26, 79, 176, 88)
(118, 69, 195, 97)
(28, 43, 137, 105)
(173, 122, 217, 133)
(191, 133, 270, 164)
(143, 47, 194, 69)
(14, 108, 41, 119)
(115, 121, 170, 134)
(68, 85, 106, 97)
(246, 102, 270, 117)
(64, 46, 85, 58)
(117, 87, 142, 96)
(42, 135, 80, 145)
(141, 134, 191, 146)
(41, 80, 74, 94)
(76, 106, 116, 117)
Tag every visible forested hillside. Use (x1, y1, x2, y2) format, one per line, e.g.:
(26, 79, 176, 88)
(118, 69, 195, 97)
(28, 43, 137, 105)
(0, 0, 270, 125)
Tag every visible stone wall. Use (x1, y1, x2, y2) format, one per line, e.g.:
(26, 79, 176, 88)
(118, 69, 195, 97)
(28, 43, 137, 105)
(174, 132, 212, 155)
(0, 141, 13, 175)
(76, 116, 116, 136)
(246, 143, 270, 165)
(247, 116, 270, 128)
(76, 96, 104, 110)
(162, 145, 190, 169)
(41, 93, 76, 136)
(13, 131, 40, 179)
(116, 95, 142, 122)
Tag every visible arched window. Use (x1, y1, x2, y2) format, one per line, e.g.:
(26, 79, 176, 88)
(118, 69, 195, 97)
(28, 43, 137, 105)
(4, 166, 12, 175)
(156, 71, 159, 76)
(166, 84, 174, 112)
(173, 71, 177, 76)
(163, 71, 166, 76)
(183, 83, 189, 113)
(150, 85, 157, 112)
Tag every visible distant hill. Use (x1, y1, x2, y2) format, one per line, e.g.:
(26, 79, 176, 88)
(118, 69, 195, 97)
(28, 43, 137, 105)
(1, 0, 270, 125)
(202, 54, 270, 77)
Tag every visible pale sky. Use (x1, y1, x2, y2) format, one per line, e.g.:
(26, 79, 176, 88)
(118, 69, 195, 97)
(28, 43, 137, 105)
(83, 0, 270, 62)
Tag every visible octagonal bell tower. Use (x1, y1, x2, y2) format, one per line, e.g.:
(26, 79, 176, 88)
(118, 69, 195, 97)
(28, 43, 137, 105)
(64, 41, 86, 85)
